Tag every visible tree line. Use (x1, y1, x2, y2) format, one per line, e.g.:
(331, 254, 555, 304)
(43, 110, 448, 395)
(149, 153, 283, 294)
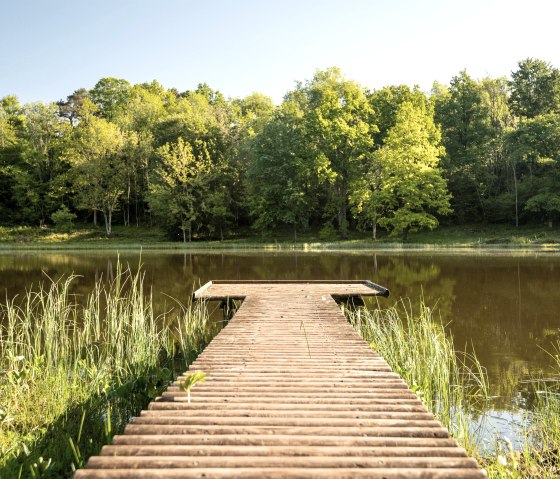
(1, 58, 559, 241)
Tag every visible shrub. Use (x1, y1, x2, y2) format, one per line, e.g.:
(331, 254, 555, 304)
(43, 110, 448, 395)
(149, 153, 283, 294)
(50, 206, 77, 232)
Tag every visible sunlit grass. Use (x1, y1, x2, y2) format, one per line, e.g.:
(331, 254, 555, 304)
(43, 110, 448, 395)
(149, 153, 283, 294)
(1, 224, 560, 251)
(347, 300, 560, 478)
(0, 262, 212, 478)
(347, 299, 489, 454)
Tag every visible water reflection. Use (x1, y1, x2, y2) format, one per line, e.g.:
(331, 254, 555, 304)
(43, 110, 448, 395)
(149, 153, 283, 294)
(0, 250, 559, 414)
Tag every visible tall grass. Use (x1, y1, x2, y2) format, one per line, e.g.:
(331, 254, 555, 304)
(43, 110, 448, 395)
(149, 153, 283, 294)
(347, 300, 560, 478)
(0, 262, 212, 478)
(481, 348, 560, 478)
(347, 299, 489, 453)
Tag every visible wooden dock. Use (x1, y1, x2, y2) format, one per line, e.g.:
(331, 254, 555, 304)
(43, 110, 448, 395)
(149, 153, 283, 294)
(75, 280, 486, 478)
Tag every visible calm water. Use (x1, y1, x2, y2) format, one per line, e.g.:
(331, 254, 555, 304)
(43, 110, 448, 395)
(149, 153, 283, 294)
(1, 249, 559, 444)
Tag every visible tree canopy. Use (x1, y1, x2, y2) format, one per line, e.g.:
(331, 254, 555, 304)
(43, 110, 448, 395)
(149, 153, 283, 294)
(1, 58, 560, 239)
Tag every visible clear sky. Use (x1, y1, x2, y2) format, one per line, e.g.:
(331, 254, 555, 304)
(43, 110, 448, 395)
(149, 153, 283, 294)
(1, 0, 560, 104)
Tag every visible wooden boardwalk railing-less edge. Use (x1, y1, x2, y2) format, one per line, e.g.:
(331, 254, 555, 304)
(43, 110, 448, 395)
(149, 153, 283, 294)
(75, 280, 486, 478)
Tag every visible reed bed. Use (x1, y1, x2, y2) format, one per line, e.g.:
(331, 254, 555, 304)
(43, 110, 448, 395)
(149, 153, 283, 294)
(347, 300, 560, 478)
(347, 300, 489, 454)
(0, 263, 212, 478)
(481, 352, 560, 478)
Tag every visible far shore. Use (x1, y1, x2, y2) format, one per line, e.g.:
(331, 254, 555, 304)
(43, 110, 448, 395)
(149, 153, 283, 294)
(0, 224, 559, 253)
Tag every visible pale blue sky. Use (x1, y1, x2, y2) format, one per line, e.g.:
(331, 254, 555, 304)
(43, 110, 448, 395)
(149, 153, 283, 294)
(1, 0, 559, 104)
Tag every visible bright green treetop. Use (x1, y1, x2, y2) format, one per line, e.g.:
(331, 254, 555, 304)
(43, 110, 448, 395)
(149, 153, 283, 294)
(374, 101, 452, 239)
(149, 137, 211, 242)
(297, 67, 376, 236)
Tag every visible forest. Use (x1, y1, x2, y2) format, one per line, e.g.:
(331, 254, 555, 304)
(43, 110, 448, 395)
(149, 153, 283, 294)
(1, 58, 560, 241)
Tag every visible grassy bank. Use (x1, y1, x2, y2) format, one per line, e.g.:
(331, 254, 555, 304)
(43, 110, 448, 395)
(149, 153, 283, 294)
(0, 263, 214, 478)
(347, 301, 560, 478)
(1, 224, 560, 250)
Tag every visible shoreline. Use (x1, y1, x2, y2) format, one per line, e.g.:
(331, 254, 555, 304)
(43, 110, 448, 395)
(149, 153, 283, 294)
(0, 241, 559, 255)
(1, 224, 559, 254)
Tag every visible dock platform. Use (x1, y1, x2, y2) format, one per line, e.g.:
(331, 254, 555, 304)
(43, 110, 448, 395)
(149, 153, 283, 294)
(75, 280, 486, 478)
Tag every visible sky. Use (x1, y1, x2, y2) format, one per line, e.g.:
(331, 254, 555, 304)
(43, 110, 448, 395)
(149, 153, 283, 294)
(2, 0, 560, 104)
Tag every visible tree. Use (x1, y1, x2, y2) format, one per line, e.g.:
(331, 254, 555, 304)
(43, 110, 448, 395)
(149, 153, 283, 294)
(20, 102, 72, 225)
(153, 86, 240, 237)
(525, 192, 560, 228)
(296, 68, 376, 236)
(149, 137, 210, 242)
(229, 92, 275, 228)
(509, 58, 560, 119)
(120, 130, 153, 227)
(349, 155, 383, 239)
(374, 101, 452, 240)
(478, 77, 517, 224)
(433, 71, 494, 222)
(65, 107, 127, 235)
(115, 83, 168, 133)
(201, 181, 233, 240)
(57, 88, 90, 126)
(0, 96, 27, 221)
(247, 101, 312, 239)
(89, 78, 131, 120)
(368, 85, 427, 147)
(506, 113, 560, 226)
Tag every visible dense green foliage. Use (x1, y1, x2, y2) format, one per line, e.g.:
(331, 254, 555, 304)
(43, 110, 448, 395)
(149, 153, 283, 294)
(2, 58, 560, 240)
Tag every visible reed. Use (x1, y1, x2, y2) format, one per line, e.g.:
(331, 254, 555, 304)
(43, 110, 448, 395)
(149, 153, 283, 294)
(347, 300, 560, 478)
(346, 299, 489, 454)
(0, 262, 212, 478)
(481, 346, 560, 478)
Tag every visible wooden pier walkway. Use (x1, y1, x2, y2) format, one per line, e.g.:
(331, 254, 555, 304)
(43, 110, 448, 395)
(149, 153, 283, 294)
(75, 280, 486, 478)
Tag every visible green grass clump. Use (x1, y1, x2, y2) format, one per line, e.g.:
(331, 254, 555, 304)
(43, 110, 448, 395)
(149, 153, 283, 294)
(480, 346, 560, 478)
(0, 262, 212, 478)
(347, 300, 488, 453)
(347, 300, 560, 478)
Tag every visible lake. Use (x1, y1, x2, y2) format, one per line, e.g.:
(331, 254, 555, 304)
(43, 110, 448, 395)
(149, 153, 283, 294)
(1, 249, 559, 446)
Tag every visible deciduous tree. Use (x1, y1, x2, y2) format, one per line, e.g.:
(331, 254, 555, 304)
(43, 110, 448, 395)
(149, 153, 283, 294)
(149, 137, 211, 242)
(247, 101, 312, 239)
(509, 58, 560, 119)
(374, 102, 451, 240)
(296, 68, 376, 237)
(65, 106, 127, 234)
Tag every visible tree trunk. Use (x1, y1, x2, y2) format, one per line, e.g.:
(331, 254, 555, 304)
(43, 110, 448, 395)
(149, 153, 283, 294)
(402, 227, 409, 241)
(126, 174, 131, 227)
(512, 161, 519, 227)
(134, 169, 139, 227)
(372, 219, 377, 240)
(104, 208, 112, 236)
(338, 202, 348, 238)
(220, 225, 223, 242)
(182, 228, 186, 243)
(336, 180, 348, 238)
(189, 224, 192, 242)
(93, 209, 97, 227)
(135, 195, 139, 227)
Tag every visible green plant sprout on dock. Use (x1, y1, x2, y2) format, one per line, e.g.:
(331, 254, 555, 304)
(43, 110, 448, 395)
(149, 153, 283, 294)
(300, 320, 312, 358)
(178, 371, 207, 403)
